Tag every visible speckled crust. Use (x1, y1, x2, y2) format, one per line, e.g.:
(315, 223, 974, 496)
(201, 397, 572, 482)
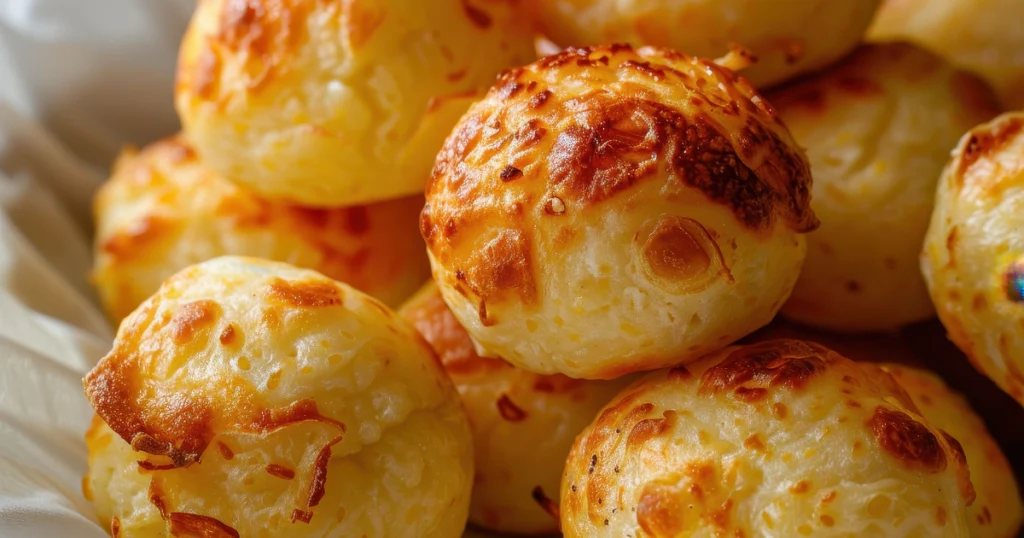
(877, 364, 1024, 537)
(423, 45, 818, 379)
(561, 339, 975, 538)
(870, 0, 1024, 109)
(771, 43, 1002, 333)
(921, 112, 1024, 406)
(175, 0, 535, 206)
(83, 257, 473, 537)
(525, 0, 880, 88)
(91, 136, 429, 322)
(398, 283, 634, 534)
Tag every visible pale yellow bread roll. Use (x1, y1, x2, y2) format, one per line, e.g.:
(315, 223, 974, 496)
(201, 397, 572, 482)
(771, 42, 1002, 333)
(870, 0, 1024, 108)
(526, 0, 880, 88)
(398, 283, 634, 534)
(92, 135, 429, 322)
(176, 0, 535, 206)
(83, 256, 473, 537)
(423, 44, 818, 380)
(921, 112, 1024, 406)
(562, 339, 975, 537)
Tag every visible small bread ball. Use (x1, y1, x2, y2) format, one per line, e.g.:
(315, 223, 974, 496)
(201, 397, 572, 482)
(769, 43, 1002, 333)
(398, 283, 634, 534)
(92, 136, 429, 322)
(83, 257, 473, 537)
(175, 0, 535, 206)
(869, 0, 1024, 108)
(878, 364, 1024, 537)
(526, 0, 880, 88)
(922, 112, 1024, 405)
(561, 339, 975, 537)
(422, 45, 818, 380)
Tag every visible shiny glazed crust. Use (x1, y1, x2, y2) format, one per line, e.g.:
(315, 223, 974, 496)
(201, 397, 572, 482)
(424, 44, 817, 379)
(83, 257, 473, 537)
(562, 339, 974, 537)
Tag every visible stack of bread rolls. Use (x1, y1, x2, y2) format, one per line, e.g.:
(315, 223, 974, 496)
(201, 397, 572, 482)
(82, 0, 1024, 536)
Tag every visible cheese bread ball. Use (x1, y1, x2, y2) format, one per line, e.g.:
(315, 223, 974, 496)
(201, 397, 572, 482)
(771, 43, 1002, 333)
(83, 257, 473, 538)
(870, 0, 1024, 108)
(526, 0, 880, 88)
(561, 339, 975, 537)
(175, 0, 535, 206)
(398, 283, 634, 534)
(878, 364, 1024, 537)
(922, 112, 1024, 405)
(92, 136, 429, 322)
(423, 45, 818, 379)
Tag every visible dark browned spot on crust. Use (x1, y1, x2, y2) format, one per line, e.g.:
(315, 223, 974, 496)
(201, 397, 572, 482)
(267, 463, 296, 480)
(267, 278, 342, 308)
(637, 482, 686, 537)
(500, 165, 523, 182)
(868, 407, 946, 472)
(789, 480, 811, 494)
(627, 410, 678, 449)
(209, 0, 310, 94)
(744, 433, 766, 452)
(531, 486, 560, 521)
(822, 491, 837, 504)
(216, 441, 234, 460)
(460, 0, 491, 28)
(946, 226, 959, 266)
(530, 89, 552, 109)
(170, 300, 221, 343)
(958, 117, 1024, 182)
(110, 516, 121, 537)
(667, 365, 692, 381)
(772, 402, 788, 419)
(699, 340, 831, 402)
(941, 431, 976, 504)
(101, 215, 173, 260)
(169, 512, 240, 538)
(463, 230, 536, 320)
(496, 393, 528, 422)
(636, 216, 733, 294)
(218, 324, 236, 345)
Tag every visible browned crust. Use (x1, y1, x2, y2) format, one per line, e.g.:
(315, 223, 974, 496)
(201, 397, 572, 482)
(867, 406, 947, 473)
(698, 339, 833, 402)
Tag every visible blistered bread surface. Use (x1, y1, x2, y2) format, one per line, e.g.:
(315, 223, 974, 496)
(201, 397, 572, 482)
(773, 42, 1001, 333)
(423, 44, 818, 379)
(561, 339, 975, 537)
(176, 0, 536, 206)
(92, 136, 429, 322)
(921, 111, 1024, 406)
(83, 256, 473, 537)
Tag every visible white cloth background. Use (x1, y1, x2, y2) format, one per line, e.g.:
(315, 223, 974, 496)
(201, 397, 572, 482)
(0, 1, 492, 536)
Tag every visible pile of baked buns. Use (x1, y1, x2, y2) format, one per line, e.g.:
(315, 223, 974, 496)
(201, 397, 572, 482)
(80, 0, 1024, 536)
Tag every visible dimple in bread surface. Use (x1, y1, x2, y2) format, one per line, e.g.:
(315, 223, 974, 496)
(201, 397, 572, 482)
(423, 44, 817, 379)
(773, 42, 1002, 333)
(398, 283, 634, 534)
(921, 111, 1024, 407)
(83, 257, 473, 537)
(561, 339, 974, 537)
(175, 0, 536, 206)
(92, 135, 429, 322)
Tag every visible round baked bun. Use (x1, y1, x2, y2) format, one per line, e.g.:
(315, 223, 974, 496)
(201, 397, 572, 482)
(526, 0, 880, 88)
(422, 45, 818, 380)
(770, 42, 1002, 333)
(398, 283, 634, 534)
(92, 136, 429, 322)
(878, 364, 1024, 537)
(83, 257, 473, 537)
(869, 0, 1024, 108)
(922, 112, 1024, 405)
(561, 339, 975, 537)
(175, 0, 535, 206)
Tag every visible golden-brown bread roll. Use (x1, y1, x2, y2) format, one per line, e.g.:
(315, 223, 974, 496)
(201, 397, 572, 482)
(83, 257, 473, 537)
(525, 0, 880, 88)
(175, 0, 535, 206)
(769, 43, 1002, 333)
(398, 283, 634, 534)
(921, 112, 1024, 406)
(423, 44, 818, 380)
(92, 136, 429, 322)
(869, 0, 1024, 108)
(878, 364, 1024, 537)
(561, 339, 975, 537)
